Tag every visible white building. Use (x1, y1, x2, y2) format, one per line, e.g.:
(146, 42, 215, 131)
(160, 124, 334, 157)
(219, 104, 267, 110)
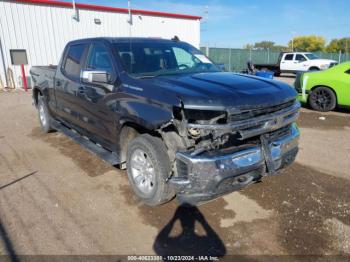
(0, 0, 201, 89)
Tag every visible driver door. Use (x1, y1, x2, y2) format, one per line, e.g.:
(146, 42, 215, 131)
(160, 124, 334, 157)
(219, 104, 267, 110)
(76, 42, 118, 149)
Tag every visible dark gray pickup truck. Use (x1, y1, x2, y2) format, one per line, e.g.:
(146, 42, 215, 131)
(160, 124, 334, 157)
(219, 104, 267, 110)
(30, 37, 300, 206)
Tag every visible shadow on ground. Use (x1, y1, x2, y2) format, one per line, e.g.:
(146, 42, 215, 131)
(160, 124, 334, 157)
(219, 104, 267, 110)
(153, 206, 226, 257)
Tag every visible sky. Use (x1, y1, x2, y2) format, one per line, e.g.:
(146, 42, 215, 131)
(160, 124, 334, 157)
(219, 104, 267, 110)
(77, 0, 349, 48)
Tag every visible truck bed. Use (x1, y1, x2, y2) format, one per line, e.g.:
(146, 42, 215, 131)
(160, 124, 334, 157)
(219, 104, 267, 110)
(30, 65, 57, 87)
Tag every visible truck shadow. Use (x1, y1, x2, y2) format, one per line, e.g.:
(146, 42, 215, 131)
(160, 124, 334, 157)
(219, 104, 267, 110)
(153, 205, 226, 257)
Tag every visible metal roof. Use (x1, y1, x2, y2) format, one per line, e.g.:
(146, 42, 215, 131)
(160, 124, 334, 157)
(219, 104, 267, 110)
(12, 0, 202, 20)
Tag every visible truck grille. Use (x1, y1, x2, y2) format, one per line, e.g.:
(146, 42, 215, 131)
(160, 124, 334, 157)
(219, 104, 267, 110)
(229, 99, 296, 122)
(186, 99, 300, 140)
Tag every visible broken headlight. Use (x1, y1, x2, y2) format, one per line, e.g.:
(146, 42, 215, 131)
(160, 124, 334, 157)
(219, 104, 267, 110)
(182, 108, 227, 125)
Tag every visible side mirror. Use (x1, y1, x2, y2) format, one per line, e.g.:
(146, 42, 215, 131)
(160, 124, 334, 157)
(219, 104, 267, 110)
(81, 70, 109, 84)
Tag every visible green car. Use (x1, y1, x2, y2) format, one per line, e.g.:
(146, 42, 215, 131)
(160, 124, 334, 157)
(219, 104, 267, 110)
(295, 62, 350, 111)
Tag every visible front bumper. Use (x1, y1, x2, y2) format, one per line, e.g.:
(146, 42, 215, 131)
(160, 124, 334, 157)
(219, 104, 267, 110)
(170, 123, 300, 205)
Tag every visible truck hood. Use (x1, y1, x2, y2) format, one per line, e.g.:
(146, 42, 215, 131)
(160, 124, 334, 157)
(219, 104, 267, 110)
(311, 59, 337, 64)
(148, 72, 297, 110)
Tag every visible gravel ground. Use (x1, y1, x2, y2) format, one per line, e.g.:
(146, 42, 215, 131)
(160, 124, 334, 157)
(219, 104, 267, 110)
(0, 88, 349, 258)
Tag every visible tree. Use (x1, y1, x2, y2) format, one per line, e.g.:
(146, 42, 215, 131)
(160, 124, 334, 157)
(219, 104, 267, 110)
(326, 39, 340, 53)
(271, 45, 289, 52)
(328, 37, 350, 53)
(254, 41, 275, 50)
(243, 44, 254, 50)
(288, 35, 326, 52)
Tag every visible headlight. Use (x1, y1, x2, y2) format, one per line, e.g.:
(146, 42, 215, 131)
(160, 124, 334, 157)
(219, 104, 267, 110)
(320, 64, 329, 70)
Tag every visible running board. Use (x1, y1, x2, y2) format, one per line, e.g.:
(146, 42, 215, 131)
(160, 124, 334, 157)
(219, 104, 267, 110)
(51, 120, 120, 165)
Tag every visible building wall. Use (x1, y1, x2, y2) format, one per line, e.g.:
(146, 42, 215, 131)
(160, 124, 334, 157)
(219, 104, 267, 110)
(0, 1, 200, 88)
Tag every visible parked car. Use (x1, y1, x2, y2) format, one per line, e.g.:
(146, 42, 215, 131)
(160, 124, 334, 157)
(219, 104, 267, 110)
(254, 52, 338, 76)
(30, 37, 300, 206)
(295, 62, 350, 112)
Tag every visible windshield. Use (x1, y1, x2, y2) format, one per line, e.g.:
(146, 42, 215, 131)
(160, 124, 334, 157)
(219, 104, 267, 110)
(113, 40, 219, 77)
(305, 53, 319, 60)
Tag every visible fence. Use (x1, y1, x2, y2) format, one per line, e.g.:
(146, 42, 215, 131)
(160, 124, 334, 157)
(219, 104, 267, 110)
(200, 47, 350, 71)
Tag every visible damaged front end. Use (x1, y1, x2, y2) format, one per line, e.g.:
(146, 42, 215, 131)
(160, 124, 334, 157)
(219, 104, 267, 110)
(160, 99, 301, 205)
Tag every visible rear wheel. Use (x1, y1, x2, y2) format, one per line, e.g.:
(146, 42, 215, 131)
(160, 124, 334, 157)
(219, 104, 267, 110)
(126, 134, 175, 206)
(309, 86, 336, 112)
(37, 95, 53, 133)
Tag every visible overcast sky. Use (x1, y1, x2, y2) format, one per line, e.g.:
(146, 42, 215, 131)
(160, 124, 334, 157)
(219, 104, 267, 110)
(78, 0, 349, 47)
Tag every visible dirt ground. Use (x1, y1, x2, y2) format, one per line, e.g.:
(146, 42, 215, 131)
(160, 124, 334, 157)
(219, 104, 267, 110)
(0, 88, 349, 258)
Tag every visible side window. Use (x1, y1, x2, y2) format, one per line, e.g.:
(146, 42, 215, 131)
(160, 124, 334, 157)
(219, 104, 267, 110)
(86, 43, 113, 75)
(295, 54, 306, 62)
(284, 54, 294, 61)
(172, 47, 196, 67)
(63, 44, 87, 79)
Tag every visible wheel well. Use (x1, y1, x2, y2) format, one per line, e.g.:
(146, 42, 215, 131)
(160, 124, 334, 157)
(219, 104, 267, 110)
(118, 122, 162, 169)
(33, 87, 42, 106)
(309, 85, 338, 104)
(309, 66, 320, 71)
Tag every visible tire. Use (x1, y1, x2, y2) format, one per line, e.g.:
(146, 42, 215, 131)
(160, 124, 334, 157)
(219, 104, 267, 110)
(309, 86, 336, 112)
(309, 67, 320, 71)
(126, 134, 175, 206)
(37, 95, 53, 133)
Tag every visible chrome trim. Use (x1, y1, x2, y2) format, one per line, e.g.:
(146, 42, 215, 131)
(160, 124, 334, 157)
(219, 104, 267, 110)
(175, 124, 300, 177)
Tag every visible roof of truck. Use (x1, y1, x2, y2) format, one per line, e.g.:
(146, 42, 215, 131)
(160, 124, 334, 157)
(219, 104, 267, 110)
(68, 37, 184, 45)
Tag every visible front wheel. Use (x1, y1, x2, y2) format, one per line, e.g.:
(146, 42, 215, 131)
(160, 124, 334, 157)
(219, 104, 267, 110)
(309, 86, 336, 112)
(126, 134, 175, 206)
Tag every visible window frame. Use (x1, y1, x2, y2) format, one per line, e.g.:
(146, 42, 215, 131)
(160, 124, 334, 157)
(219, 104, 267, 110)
(61, 43, 89, 81)
(84, 41, 117, 84)
(284, 54, 294, 61)
(295, 54, 307, 62)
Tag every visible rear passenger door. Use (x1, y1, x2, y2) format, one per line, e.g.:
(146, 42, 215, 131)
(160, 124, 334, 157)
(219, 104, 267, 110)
(54, 43, 89, 126)
(77, 41, 117, 148)
(280, 53, 295, 71)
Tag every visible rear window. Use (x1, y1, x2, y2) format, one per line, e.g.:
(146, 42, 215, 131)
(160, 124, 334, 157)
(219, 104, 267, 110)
(284, 54, 294, 60)
(63, 44, 88, 79)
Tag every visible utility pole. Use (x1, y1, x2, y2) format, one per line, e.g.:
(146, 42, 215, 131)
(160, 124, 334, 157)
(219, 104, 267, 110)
(127, 0, 133, 25)
(71, 0, 79, 21)
(291, 31, 296, 52)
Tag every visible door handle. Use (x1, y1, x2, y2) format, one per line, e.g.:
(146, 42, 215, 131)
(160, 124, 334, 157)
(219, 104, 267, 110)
(56, 80, 62, 87)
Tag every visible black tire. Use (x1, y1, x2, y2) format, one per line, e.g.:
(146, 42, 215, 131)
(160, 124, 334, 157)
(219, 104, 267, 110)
(309, 67, 320, 71)
(126, 134, 175, 206)
(309, 86, 336, 112)
(37, 95, 53, 133)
